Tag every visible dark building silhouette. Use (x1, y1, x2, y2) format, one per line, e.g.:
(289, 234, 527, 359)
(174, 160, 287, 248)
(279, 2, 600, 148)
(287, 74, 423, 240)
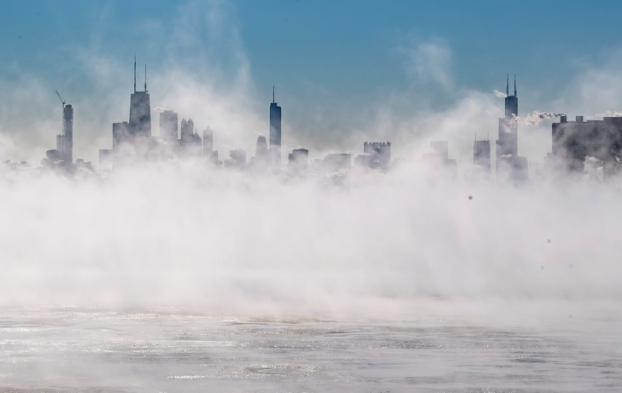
(423, 141, 457, 177)
(473, 138, 491, 174)
(251, 135, 270, 169)
(105, 58, 153, 160)
(100, 58, 154, 167)
(496, 75, 528, 182)
(46, 93, 73, 167)
(547, 115, 622, 177)
(202, 127, 219, 165)
(203, 127, 214, 155)
(58, 102, 73, 164)
(180, 118, 193, 144)
(111, 59, 152, 152)
(178, 119, 202, 155)
(269, 87, 282, 163)
(160, 110, 178, 142)
(256, 135, 268, 158)
(112, 122, 131, 149)
(129, 63, 151, 139)
(288, 148, 309, 172)
(355, 142, 391, 171)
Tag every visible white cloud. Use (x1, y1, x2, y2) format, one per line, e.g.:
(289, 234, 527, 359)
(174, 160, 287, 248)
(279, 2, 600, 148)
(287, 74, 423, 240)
(400, 37, 454, 91)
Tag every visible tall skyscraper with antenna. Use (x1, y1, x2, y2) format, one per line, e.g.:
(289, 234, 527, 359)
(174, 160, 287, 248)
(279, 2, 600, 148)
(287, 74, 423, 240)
(269, 86, 282, 163)
(496, 75, 528, 181)
(129, 58, 151, 139)
(497, 74, 518, 159)
(109, 57, 153, 157)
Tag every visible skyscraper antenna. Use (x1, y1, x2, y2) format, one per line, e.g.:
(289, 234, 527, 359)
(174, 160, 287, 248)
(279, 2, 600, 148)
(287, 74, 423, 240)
(272, 86, 275, 103)
(514, 74, 517, 97)
(144, 64, 147, 92)
(134, 55, 137, 93)
(506, 74, 509, 97)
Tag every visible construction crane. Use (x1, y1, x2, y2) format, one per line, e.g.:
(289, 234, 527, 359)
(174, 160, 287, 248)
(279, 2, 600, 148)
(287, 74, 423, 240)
(55, 90, 66, 108)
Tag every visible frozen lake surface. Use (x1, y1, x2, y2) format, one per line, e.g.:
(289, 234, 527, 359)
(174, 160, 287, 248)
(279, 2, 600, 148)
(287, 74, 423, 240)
(0, 304, 620, 392)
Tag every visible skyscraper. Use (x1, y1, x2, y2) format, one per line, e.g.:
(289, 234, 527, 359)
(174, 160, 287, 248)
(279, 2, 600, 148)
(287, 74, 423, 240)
(203, 127, 214, 155)
(256, 135, 268, 157)
(112, 122, 131, 149)
(288, 148, 309, 172)
(269, 87, 282, 163)
(473, 139, 491, 173)
(180, 118, 194, 143)
(497, 75, 518, 160)
(46, 92, 73, 166)
(547, 115, 622, 177)
(54, 102, 74, 164)
(496, 75, 528, 181)
(109, 58, 152, 155)
(159, 110, 178, 142)
(202, 127, 219, 165)
(129, 61, 151, 139)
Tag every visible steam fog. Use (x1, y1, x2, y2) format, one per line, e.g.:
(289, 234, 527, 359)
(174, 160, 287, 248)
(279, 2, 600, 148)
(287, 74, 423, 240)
(1, 160, 621, 318)
(1, 1, 622, 391)
(0, 0, 619, 325)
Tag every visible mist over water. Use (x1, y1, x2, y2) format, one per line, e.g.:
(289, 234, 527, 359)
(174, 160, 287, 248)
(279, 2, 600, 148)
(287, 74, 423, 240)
(1, 162, 622, 392)
(1, 2, 622, 390)
(2, 161, 621, 315)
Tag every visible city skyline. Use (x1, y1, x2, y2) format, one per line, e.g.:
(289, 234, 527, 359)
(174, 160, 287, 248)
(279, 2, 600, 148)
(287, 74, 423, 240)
(12, 58, 622, 183)
(0, 3, 621, 391)
(2, 1, 622, 167)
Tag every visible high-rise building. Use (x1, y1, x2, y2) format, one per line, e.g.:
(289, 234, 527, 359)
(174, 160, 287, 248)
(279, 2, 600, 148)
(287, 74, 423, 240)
(203, 127, 214, 155)
(496, 75, 528, 181)
(129, 62, 151, 139)
(111, 58, 151, 152)
(45, 93, 73, 167)
(202, 127, 218, 165)
(497, 75, 518, 160)
(112, 122, 131, 149)
(59, 103, 73, 164)
(179, 118, 202, 156)
(256, 135, 268, 158)
(249, 135, 270, 169)
(288, 148, 309, 171)
(355, 142, 391, 170)
(159, 110, 178, 142)
(180, 118, 194, 143)
(269, 87, 282, 163)
(547, 115, 622, 177)
(473, 139, 491, 173)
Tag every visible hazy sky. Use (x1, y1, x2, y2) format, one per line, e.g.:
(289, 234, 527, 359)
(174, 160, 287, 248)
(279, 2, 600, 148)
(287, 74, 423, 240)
(1, 0, 622, 164)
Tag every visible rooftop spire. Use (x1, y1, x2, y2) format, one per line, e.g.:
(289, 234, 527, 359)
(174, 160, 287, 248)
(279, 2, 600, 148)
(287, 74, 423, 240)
(506, 74, 509, 97)
(144, 64, 147, 92)
(272, 86, 275, 103)
(133, 55, 137, 93)
(514, 74, 517, 97)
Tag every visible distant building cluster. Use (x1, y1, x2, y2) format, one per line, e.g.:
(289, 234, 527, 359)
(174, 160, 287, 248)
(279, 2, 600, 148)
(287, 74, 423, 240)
(545, 115, 622, 178)
(10, 61, 622, 182)
(92, 59, 392, 176)
(467, 76, 528, 182)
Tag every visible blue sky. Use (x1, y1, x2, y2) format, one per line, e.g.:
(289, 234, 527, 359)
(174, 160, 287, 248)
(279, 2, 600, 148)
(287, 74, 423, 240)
(1, 0, 622, 164)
